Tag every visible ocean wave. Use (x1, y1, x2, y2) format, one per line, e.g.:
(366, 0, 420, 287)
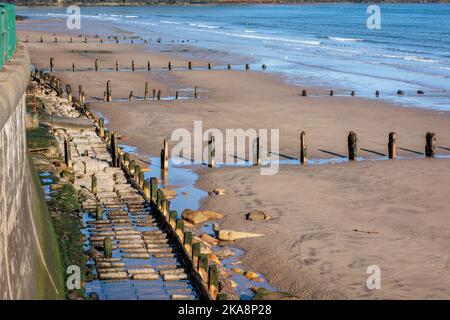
(329, 37, 364, 42)
(404, 56, 437, 63)
(160, 20, 182, 25)
(197, 24, 220, 29)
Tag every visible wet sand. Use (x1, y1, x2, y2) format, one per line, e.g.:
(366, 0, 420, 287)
(17, 19, 450, 299)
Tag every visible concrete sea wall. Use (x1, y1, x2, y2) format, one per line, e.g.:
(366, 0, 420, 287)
(0, 44, 64, 299)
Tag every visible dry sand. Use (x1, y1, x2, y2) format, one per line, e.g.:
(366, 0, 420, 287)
(17, 19, 450, 299)
(197, 159, 450, 299)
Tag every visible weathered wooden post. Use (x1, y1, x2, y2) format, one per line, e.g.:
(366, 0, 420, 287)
(253, 136, 261, 166)
(192, 242, 201, 269)
(330, 90, 334, 96)
(425, 132, 436, 157)
(198, 254, 209, 282)
(348, 131, 358, 161)
(81, 91, 85, 104)
(176, 219, 184, 241)
(184, 231, 193, 256)
(64, 138, 72, 168)
(78, 85, 83, 101)
(161, 139, 169, 171)
(175, 91, 179, 100)
(169, 210, 178, 229)
(72, 62, 75, 72)
(351, 91, 356, 96)
(300, 131, 307, 164)
(111, 131, 118, 167)
(103, 236, 113, 258)
(50, 57, 54, 72)
(40, 36, 43, 43)
(84, 37, 87, 43)
(388, 132, 397, 159)
(66, 84, 72, 102)
(25, 35, 28, 43)
(208, 264, 219, 299)
(106, 80, 112, 102)
(245, 63, 249, 70)
(99, 118, 105, 138)
(95, 59, 98, 71)
(168, 61, 172, 70)
(152, 89, 156, 100)
(227, 64, 231, 70)
(157, 189, 163, 211)
(143, 180, 151, 199)
(91, 174, 97, 195)
(208, 135, 216, 168)
(115, 60, 119, 71)
(208, 62, 212, 70)
(131, 60, 135, 71)
(375, 90, 380, 98)
(54, 36, 58, 43)
(144, 82, 149, 100)
(262, 64, 267, 70)
(147, 61, 151, 71)
(128, 91, 133, 101)
(69, 37, 72, 43)
(96, 205, 103, 221)
(301, 89, 307, 97)
(188, 61, 192, 70)
(139, 171, 145, 189)
(150, 177, 157, 203)
(194, 86, 198, 99)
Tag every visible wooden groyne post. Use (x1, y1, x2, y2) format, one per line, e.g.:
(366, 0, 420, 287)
(111, 131, 118, 167)
(91, 174, 97, 195)
(64, 137, 72, 168)
(208, 135, 216, 168)
(300, 131, 307, 164)
(425, 132, 436, 157)
(144, 82, 149, 100)
(348, 131, 358, 161)
(388, 132, 397, 159)
(253, 136, 261, 166)
(106, 80, 112, 102)
(50, 57, 54, 72)
(161, 139, 169, 171)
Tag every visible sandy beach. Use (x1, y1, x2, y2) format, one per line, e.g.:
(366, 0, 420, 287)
(17, 18, 450, 299)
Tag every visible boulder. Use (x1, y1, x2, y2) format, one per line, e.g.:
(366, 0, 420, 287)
(209, 188, 225, 196)
(243, 271, 260, 281)
(161, 188, 177, 199)
(217, 230, 264, 241)
(208, 253, 221, 265)
(245, 210, 271, 221)
(182, 209, 224, 224)
(201, 233, 219, 246)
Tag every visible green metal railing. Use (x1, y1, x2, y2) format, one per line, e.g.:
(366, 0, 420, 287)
(0, 3, 16, 70)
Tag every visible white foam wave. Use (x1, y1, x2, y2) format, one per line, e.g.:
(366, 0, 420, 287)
(329, 37, 363, 42)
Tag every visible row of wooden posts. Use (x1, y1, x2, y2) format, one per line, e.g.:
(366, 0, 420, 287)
(28, 34, 145, 44)
(155, 131, 437, 169)
(85, 118, 222, 299)
(50, 57, 266, 72)
(103, 81, 199, 102)
(300, 89, 425, 98)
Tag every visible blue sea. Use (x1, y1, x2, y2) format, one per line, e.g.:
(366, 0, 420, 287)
(17, 4, 450, 110)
